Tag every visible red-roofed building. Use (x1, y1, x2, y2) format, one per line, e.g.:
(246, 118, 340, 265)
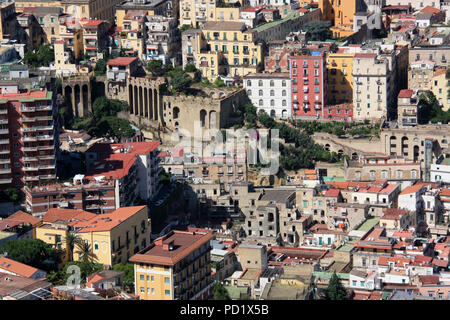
(37, 206, 150, 266)
(398, 89, 418, 128)
(380, 208, 413, 230)
(0, 257, 46, 279)
(130, 230, 214, 300)
(86, 141, 161, 201)
(107, 57, 139, 81)
(80, 19, 109, 59)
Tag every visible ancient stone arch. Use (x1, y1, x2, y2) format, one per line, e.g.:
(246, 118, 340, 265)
(62, 76, 91, 117)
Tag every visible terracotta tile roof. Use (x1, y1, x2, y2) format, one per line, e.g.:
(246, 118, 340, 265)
(43, 208, 96, 224)
(382, 208, 407, 220)
(6, 210, 40, 226)
(420, 6, 441, 14)
(81, 19, 105, 27)
(85, 153, 137, 180)
(324, 189, 340, 197)
(398, 89, 413, 98)
(130, 230, 213, 266)
(400, 184, 424, 195)
(392, 231, 413, 238)
(434, 68, 446, 77)
(107, 57, 137, 67)
(0, 219, 22, 231)
(0, 272, 50, 297)
(418, 275, 439, 285)
(433, 258, 448, 268)
(354, 53, 377, 59)
(0, 257, 43, 278)
(72, 206, 146, 233)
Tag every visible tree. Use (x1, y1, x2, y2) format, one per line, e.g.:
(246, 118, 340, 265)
(146, 60, 163, 76)
(94, 59, 107, 76)
(75, 241, 98, 264)
(418, 90, 450, 124)
(184, 64, 197, 73)
(214, 77, 225, 87)
(212, 281, 230, 300)
(302, 21, 332, 41)
(64, 233, 84, 262)
(324, 272, 348, 300)
(170, 71, 192, 93)
(91, 116, 136, 139)
(37, 44, 55, 66)
(0, 239, 59, 271)
(112, 263, 135, 292)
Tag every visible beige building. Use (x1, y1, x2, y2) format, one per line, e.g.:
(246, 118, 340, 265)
(397, 89, 419, 128)
(352, 52, 396, 122)
(408, 60, 435, 92)
(344, 155, 422, 181)
(180, 0, 216, 27)
(237, 242, 268, 271)
(431, 68, 450, 111)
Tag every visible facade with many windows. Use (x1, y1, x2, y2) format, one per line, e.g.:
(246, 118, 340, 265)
(289, 51, 327, 118)
(243, 72, 291, 118)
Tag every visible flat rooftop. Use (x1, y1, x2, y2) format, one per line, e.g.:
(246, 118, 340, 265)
(240, 268, 260, 281)
(357, 217, 380, 232)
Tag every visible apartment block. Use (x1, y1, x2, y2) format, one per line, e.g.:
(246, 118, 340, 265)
(397, 89, 419, 128)
(117, 10, 146, 60)
(180, 0, 216, 27)
(106, 57, 139, 82)
(130, 230, 214, 300)
(85, 141, 161, 200)
(24, 179, 117, 218)
(431, 68, 450, 111)
(0, 84, 58, 189)
(327, 51, 354, 105)
(79, 19, 109, 59)
(36, 206, 151, 266)
(244, 72, 291, 118)
(144, 15, 180, 64)
(352, 53, 395, 122)
(289, 51, 327, 118)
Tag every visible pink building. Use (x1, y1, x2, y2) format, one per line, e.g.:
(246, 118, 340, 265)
(289, 50, 327, 118)
(323, 103, 353, 121)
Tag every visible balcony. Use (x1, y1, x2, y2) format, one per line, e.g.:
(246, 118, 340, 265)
(23, 146, 38, 152)
(23, 136, 37, 142)
(0, 109, 7, 115)
(37, 155, 55, 160)
(20, 107, 36, 112)
(22, 117, 36, 123)
(0, 129, 8, 135)
(39, 164, 56, 170)
(39, 174, 56, 180)
(24, 176, 39, 182)
(0, 178, 12, 184)
(23, 166, 39, 172)
(0, 139, 8, 145)
(0, 119, 8, 125)
(37, 145, 54, 151)
(0, 168, 11, 174)
(37, 135, 53, 141)
(36, 105, 52, 111)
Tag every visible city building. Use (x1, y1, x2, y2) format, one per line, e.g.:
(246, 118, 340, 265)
(289, 50, 327, 118)
(397, 89, 419, 128)
(327, 51, 354, 105)
(244, 72, 291, 118)
(130, 230, 214, 300)
(0, 83, 58, 189)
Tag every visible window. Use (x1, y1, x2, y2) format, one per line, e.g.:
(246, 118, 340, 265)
(247, 80, 251, 86)
(352, 280, 357, 286)
(140, 275, 144, 281)
(259, 99, 263, 106)
(164, 277, 170, 284)
(140, 287, 145, 293)
(282, 90, 286, 96)
(270, 80, 274, 87)
(270, 90, 274, 96)
(258, 80, 263, 86)
(165, 290, 170, 296)
(259, 90, 263, 96)
(151, 276, 154, 282)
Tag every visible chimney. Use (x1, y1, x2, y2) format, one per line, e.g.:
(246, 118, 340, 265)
(162, 240, 174, 251)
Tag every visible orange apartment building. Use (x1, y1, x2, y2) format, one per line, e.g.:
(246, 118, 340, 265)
(0, 83, 57, 189)
(318, 0, 365, 37)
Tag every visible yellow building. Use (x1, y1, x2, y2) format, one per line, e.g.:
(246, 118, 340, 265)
(59, 18, 84, 60)
(130, 230, 214, 300)
(431, 68, 450, 112)
(35, 206, 151, 267)
(213, 6, 241, 22)
(117, 11, 146, 59)
(197, 21, 263, 81)
(327, 51, 354, 104)
(319, 0, 362, 37)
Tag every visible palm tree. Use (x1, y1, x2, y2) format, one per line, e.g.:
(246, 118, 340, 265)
(74, 241, 98, 264)
(64, 232, 84, 262)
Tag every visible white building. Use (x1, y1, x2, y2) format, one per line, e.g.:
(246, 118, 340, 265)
(349, 269, 380, 291)
(431, 158, 450, 183)
(398, 184, 425, 212)
(244, 72, 292, 118)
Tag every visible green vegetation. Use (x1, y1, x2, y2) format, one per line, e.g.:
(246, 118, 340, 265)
(324, 272, 348, 300)
(113, 263, 135, 292)
(0, 188, 25, 204)
(75, 241, 98, 264)
(94, 59, 107, 76)
(23, 44, 54, 67)
(179, 25, 197, 33)
(184, 64, 197, 73)
(47, 261, 103, 285)
(0, 239, 59, 272)
(212, 281, 231, 300)
(146, 59, 164, 76)
(418, 90, 450, 124)
(214, 77, 226, 88)
(294, 120, 381, 137)
(65, 97, 135, 139)
(63, 233, 83, 262)
(302, 21, 332, 41)
(170, 70, 193, 93)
